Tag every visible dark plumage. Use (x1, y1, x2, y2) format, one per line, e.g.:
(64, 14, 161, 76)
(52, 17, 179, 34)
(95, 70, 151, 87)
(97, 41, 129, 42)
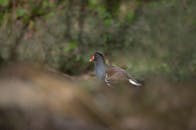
(89, 52, 142, 87)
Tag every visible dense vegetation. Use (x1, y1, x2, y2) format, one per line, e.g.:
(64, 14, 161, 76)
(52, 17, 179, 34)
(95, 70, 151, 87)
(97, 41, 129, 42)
(0, 1, 196, 130)
(0, 0, 195, 79)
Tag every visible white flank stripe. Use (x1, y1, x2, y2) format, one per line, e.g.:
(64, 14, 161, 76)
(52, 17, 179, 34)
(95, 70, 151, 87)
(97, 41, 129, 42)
(128, 79, 141, 86)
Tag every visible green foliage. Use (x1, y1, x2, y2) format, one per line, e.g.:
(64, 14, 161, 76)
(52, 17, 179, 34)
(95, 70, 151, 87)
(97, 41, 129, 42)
(59, 54, 88, 75)
(44, 12, 55, 19)
(0, 0, 9, 6)
(16, 8, 28, 18)
(0, 0, 195, 80)
(103, 18, 113, 26)
(43, 0, 55, 8)
(148, 0, 178, 9)
(64, 41, 77, 52)
(88, 1, 112, 20)
(193, 21, 196, 28)
(0, 0, 57, 25)
(0, 13, 4, 25)
(125, 11, 135, 23)
(88, 0, 99, 7)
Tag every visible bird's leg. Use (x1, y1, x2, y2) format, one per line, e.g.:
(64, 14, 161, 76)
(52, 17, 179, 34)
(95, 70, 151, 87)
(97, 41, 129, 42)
(105, 74, 111, 87)
(105, 81, 111, 87)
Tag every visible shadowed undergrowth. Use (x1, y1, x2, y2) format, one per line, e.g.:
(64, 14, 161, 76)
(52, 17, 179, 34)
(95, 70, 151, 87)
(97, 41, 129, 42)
(0, 63, 195, 130)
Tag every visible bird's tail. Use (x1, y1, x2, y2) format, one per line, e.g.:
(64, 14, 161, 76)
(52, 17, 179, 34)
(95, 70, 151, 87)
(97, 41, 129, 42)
(128, 78, 143, 87)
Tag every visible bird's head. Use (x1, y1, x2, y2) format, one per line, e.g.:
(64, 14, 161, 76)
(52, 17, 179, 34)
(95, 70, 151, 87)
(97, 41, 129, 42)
(89, 52, 105, 63)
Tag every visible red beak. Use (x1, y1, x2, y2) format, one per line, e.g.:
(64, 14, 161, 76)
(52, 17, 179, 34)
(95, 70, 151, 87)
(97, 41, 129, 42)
(89, 55, 94, 62)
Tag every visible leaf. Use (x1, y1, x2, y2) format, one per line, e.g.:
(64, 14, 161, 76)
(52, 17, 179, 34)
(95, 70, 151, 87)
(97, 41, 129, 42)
(0, 0, 9, 6)
(16, 8, 28, 18)
(64, 41, 77, 52)
(104, 18, 113, 26)
(97, 6, 107, 17)
(43, 0, 54, 8)
(89, 0, 98, 6)
(126, 11, 135, 23)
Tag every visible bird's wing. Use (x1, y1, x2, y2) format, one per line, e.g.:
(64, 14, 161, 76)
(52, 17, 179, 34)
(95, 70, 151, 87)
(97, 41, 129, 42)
(105, 66, 128, 82)
(106, 65, 142, 87)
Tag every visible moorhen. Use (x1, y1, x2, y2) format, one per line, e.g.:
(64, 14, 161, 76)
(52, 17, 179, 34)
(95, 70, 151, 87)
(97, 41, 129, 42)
(89, 52, 142, 87)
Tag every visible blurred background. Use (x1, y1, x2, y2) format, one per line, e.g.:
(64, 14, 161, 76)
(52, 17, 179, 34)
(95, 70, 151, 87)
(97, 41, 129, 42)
(0, 0, 195, 130)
